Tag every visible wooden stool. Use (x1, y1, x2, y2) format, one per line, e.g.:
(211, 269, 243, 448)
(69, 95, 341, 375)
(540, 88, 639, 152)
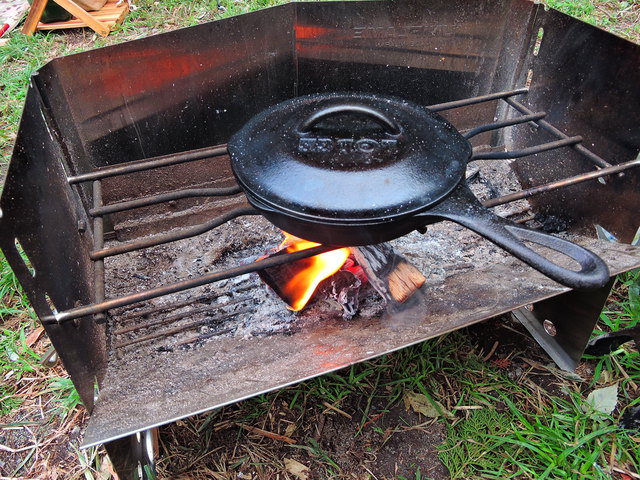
(22, 0, 129, 37)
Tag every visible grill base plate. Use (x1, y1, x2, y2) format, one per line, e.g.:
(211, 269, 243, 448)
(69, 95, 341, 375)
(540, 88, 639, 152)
(83, 238, 639, 448)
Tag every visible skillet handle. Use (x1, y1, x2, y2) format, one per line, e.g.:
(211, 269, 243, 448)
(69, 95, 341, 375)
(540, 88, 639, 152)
(424, 184, 610, 290)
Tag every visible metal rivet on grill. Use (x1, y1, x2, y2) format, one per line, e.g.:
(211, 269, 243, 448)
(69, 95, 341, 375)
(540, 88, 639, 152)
(543, 319, 557, 336)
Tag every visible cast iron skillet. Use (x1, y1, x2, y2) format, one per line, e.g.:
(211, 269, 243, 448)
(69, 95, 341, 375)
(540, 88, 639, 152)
(228, 92, 610, 290)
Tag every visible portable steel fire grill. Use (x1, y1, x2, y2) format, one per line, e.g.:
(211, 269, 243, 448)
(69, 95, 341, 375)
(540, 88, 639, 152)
(1, 0, 639, 478)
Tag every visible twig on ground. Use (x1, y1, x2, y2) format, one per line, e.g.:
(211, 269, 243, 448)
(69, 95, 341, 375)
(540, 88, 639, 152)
(238, 424, 296, 444)
(482, 341, 499, 361)
(321, 401, 352, 419)
(612, 466, 640, 479)
(611, 354, 638, 391)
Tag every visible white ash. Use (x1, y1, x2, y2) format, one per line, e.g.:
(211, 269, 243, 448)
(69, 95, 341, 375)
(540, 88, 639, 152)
(103, 159, 540, 362)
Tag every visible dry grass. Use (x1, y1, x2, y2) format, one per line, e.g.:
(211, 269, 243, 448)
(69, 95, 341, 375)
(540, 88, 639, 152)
(0, 315, 115, 479)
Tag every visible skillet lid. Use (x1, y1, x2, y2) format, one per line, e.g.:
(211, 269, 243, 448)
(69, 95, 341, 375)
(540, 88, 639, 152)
(228, 92, 472, 224)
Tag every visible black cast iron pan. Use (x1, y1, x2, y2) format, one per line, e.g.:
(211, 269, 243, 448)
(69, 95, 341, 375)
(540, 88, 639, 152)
(228, 92, 610, 290)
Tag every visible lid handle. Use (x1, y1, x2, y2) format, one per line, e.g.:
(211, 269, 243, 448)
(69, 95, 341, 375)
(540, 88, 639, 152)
(299, 104, 401, 135)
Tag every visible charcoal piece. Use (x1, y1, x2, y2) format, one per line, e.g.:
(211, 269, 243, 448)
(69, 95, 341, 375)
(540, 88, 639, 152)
(620, 406, 640, 431)
(534, 213, 568, 233)
(316, 270, 362, 320)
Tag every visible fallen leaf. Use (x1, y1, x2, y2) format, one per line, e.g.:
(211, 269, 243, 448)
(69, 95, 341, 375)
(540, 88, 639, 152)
(26, 327, 44, 347)
(492, 358, 512, 369)
(403, 391, 452, 418)
(284, 458, 310, 480)
(584, 383, 618, 418)
(284, 422, 297, 438)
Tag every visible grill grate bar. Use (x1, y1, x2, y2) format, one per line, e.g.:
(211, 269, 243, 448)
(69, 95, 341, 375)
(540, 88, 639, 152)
(482, 158, 640, 207)
(92, 180, 106, 323)
(505, 98, 613, 169)
(43, 244, 334, 324)
(428, 87, 528, 112)
(113, 296, 255, 335)
(90, 205, 259, 260)
(113, 306, 255, 349)
(471, 136, 583, 160)
(67, 144, 228, 184)
(463, 112, 546, 139)
(89, 186, 243, 217)
(115, 284, 256, 322)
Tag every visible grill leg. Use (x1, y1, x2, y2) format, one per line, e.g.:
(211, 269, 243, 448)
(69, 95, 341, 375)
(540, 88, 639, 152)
(104, 428, 158, 480)
(512, 278, 615, 371)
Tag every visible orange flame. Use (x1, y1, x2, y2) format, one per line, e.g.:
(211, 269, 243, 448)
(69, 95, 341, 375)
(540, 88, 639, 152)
(278, 232, 350, 311)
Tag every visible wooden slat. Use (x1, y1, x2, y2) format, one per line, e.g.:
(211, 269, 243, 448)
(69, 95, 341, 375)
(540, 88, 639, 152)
(35, 0, 128, 36)
(53, 0, 110, 36)
(22, 0, 49, 35)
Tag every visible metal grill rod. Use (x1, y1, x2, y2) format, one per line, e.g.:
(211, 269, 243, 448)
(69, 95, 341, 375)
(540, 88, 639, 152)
(471, 136, 583, 160)
(89, 186, 243, 216)
(505, 98, 613, 169)
(67, 144, 229, 184)
(92, 180, 106, 323)
(90, 205, 259, 260)
(113, 297, 253, 335)
(463, 112, 546, 139)
(482, 158, 640, 207)
(114, 306, 256, 349)
(43, 244, 335, 324)
(428, 87, 529, 112)
(117, 286, 255, 322)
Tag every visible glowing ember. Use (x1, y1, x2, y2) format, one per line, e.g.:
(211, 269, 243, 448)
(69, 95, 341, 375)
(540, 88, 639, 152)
(277, 232, 350, 311)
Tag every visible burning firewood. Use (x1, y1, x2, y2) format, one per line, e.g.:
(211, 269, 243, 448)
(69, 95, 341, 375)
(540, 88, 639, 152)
(351, 244, 426, 304)
(258, 233, 425, 315)
(258, 251, 364, 319)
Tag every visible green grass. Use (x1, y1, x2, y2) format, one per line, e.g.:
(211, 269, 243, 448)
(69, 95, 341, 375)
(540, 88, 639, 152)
(546, 0, 640, 40)
(434, 269, 640, 479)
(44, 377, 83, 420)
(439, 408, 511, 479)
(0, 250, 39, 415)
(0, 253, 34, 321)
(547, 0, 599, 18)
(439, 380, 640, 479)
(599, 269, 640, 331)
(0, 322, 39, 415)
